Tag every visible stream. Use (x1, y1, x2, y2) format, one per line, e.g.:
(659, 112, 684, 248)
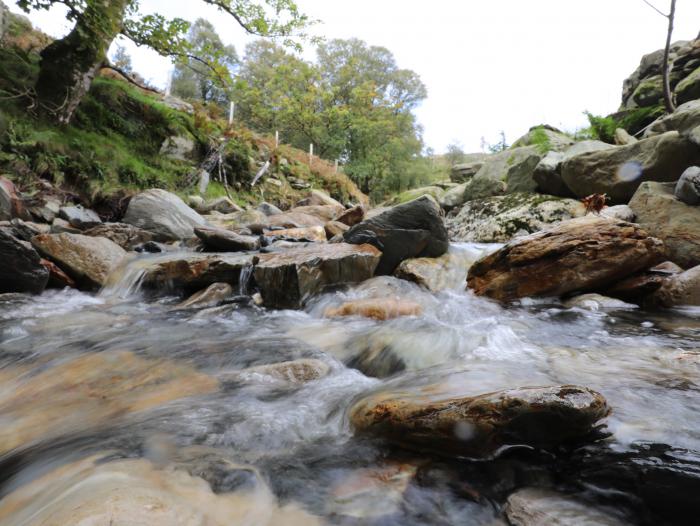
(1, 243, 700, 524)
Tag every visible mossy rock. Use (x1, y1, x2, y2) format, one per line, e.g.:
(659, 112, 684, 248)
(386, 185, 445, 206)
(632, 76, 663, 107)
(675, 66, 700, 106)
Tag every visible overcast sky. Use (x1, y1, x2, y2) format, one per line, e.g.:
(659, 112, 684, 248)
(10, 0, 700, 153)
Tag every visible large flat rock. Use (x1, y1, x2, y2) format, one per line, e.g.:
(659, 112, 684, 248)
(254, 243, 381, 309)
(467, 216, 665, 302)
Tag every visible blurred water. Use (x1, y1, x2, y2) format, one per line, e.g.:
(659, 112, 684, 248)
(0, 243, 699, 524)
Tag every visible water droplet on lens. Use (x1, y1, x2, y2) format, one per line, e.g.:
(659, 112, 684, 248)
(454, 420, 475, 440)
(617, 161, 643, 182)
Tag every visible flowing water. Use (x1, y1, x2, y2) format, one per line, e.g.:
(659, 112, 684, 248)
(1, 243, 699, 524)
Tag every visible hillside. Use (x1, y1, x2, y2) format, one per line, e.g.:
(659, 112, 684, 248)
(0, 9, 367, 216)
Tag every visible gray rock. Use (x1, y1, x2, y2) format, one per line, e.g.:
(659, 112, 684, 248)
(254, 243, 381, 309)
(561, 131, 700, 203)
(50, 217, 81, 234)
(0, 230, 49, 294)
(28, 197, 61, 223)
(505, 488, 626, 526)
(31, 233, 126, 290)
(159, 135, 196, 161)
(464, 146, 543, 201)
(83, 223, 154, 250)
(651, 265, 700, 307)
(187, 195, 205, 212)
(161, 94, 194, 114)
(511, 125, 575, 152)
(344, 195, 449, 275)
(123, 189, 207, 241)
(58, 205, 102, 229)
(447, 193, 585, 243)
(614, 127, 638, 145)
(0, 176, 29, 221)
(199, 196, 242, 214)
(439, 182, 469, 209)
(386, 186, 445, 206)
(450, 153, 489, 183)
(675, 166, 700, 205)
(194, 225, 261, 252)
(629, 181, 700, 268)
(675, 65, 700, 106)
(563, 293, 637, 311)
(257, 202, 283, 216)
(644, 99, 700, 137)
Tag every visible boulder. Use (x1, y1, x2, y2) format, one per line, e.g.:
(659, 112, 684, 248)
(254, 243, 381, 309)
(257, 202, 283, 216)
(675, 65, 700, 105)
(200, 196, 243, 214)
(0, 176, 29, 221)
(439, 182, 469, 210)
(31, 233, 126, 290)
(233, 359, 331, 385)
(350, 384, 610, 457)
(344, 196, 449, 275)
(83, 222, 153, 250)
(561, 131, 700, 203)
(614, 128, 638, 145)
(1, 218, 48, 241)
(122, 189, 207, 241)
(644, 99, 700, 137)
(505, 488, 626, 526)
(447, 193, 586, 243)
(177, 282, 233, 309)
(511, 125, 575, 152)
(159, 135, 197, 161)
(41, 258, 76, 289)
(296, 189, 344, 209)
(324, 220, 349, 239)
(58, 205, 102, 229)
(50, 217, 81, 234)
(387, 186, 445, 206)
(324, 298, 422, 320)
(651, 265, 700, 307)
(534, 141, 615, 197)
(205, 209, 269, 231)
(604, 261, 681, 304)
(467, 216, 665, 302)
(290, 204, 343, 221)
(450, 153, 489, 183)
(134, 253, 257, 294)
(675, 166, 700, 205)
(263, 225, 326, 242)
(266, 211, 326, 229)
(464, 146, 543, 201)
(335, 205, 363, 227)
(0, 230, 49, 294)
(28, 196, 61, 223)
(194, 226, 261, 252)
(629, 181, 700, 268)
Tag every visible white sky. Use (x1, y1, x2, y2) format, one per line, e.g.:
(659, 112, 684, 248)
(9, 0, 700, 153)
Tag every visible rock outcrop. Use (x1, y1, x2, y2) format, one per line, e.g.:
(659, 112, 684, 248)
(467, 216, 665, 302)
(254, 243, 381, 309)
(0, 229, 49, 294)
(561, 132, 700, 203)
(344, 196, 448, 275)
(463, 146, 543, 201)
(350, 384, 610, 457)
(194, 225, 261, 252)
(629, 181, 700, 268)
(83, 222, 153, 250)
(31, 233, 126, 290)
(123, 189, 207, 241)
(447, 193, 585, 243)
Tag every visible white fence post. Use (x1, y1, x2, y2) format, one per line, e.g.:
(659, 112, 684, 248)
(309, 143, 313, 166)
(228, 102, 234, 126)
(275, 130, 279, 148)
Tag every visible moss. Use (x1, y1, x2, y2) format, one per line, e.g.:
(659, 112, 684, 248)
(528, 126, 552, 155)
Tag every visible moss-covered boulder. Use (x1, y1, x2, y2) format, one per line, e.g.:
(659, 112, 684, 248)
(462, 146, 543, 201)
(386, 186, 445, 206)
(511, 125, 575, 153)
(446, 193, 585, 243)
(675, 66, 700, 106)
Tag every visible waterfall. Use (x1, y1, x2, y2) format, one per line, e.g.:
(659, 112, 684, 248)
(239, 263, 254, 296)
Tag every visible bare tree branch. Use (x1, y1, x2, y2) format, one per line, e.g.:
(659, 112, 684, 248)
(102, 63, 161, 94)
(641, 0, 669, 17)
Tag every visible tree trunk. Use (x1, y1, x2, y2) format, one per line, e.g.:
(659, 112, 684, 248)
(662, 0, 677, 114)
(35, 0, 130, 124)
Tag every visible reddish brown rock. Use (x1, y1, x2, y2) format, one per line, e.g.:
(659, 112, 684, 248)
(325, 298, 422, 320)
(0, 176, 30, 221)
(336, 205, 365, 227)
(467, 216, 665, 302)
(263, 225, 326, 242)
(350, 385, 610, 457)
(40, 258, 76, 289)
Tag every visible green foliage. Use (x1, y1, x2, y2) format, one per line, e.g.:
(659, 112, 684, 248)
(481, 131, 508, 153)
(528, 126, 552, 155)
(111, 44, 133, 73)
(445, 142, 465, 167)
(584, 111, 617, 143)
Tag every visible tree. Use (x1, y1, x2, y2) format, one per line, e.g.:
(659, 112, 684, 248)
(16, 0, 313, 124)
(170, 18, 238, 106)
(111, 45, 133, 75)
(445, 141, 465, 166)
(641, 0, 677, 113)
